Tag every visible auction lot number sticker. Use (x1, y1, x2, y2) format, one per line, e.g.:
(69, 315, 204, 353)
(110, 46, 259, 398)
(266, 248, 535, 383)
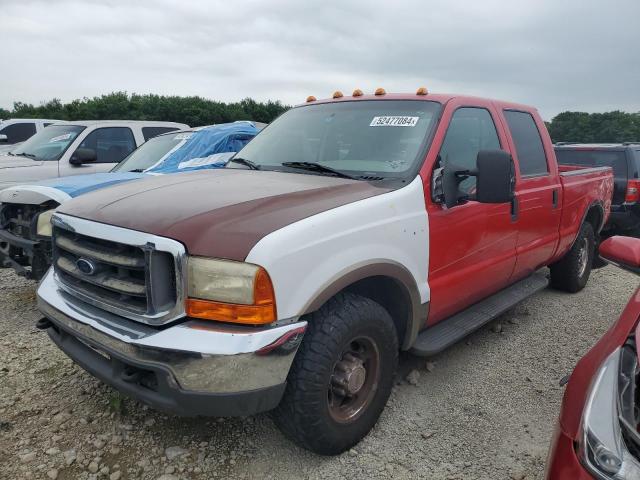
(370, 116, 419, 127)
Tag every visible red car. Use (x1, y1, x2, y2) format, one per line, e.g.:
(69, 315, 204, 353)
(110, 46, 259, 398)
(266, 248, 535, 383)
(546, 236, 640, 479)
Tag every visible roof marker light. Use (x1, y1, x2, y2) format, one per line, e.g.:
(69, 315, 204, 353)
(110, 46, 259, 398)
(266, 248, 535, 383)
(306, 96, 317, 102)
(352, 89, 363, 97)
(416, 87, 429, 95)
(333, 91, 344, 99)
(374, 88, 386, 96)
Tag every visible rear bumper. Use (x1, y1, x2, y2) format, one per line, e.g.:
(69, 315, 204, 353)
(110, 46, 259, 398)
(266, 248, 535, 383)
(37, 270, 306, 416)
(607, 205, 640, 232)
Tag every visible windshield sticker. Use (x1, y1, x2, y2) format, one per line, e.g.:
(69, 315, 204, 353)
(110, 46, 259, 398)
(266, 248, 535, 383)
(370, 116, 419, 127)
(177, 152, 235, 169)
(173, 133, 193, 140)
(48, 133, 74, 143)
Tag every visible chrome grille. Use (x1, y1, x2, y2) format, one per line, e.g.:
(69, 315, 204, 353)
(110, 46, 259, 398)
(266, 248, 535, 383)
(51, 214, 186, 325)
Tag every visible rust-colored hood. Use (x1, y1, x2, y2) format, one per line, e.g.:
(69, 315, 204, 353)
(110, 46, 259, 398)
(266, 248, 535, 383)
(58, 169, 391, 260)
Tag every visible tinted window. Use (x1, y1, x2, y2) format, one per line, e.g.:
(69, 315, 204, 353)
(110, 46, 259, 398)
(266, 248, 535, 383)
(12, 125, 85, 161)
(555, 149, 627, 179)
(439, 107, 501, 193)
(235, 100, 441, 178)
(142, 126, 179, 141)
(77, 127, 136, 163)
(504, 111, 548, 176)
(0, 122, 37, 143)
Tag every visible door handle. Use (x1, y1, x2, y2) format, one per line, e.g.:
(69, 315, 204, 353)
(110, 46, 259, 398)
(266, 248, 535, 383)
(552, 189, 558, 209)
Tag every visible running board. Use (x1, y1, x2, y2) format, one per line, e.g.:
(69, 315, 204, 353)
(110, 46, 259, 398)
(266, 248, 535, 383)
(410, 272, 549, 357)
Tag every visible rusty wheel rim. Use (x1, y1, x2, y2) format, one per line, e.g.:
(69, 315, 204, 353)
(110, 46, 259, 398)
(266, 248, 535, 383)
(327, 336, 380, 424)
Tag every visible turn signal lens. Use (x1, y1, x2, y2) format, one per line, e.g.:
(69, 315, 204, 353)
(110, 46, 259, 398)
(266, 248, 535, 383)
(186, 298, 276, 325)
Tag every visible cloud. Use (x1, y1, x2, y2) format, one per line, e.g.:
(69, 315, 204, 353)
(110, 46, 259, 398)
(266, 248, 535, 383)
(0, 0, 638, 119)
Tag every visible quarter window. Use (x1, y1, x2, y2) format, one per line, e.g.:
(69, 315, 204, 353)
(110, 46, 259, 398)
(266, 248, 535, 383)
(439, 107, 501, 193)
(504, 110, 548, 176)
(142, 126, 180, 141)
(77, 127, 136, 163)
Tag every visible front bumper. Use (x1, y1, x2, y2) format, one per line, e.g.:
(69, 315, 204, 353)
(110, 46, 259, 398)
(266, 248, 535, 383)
(37, 270, 306, 416)
(545, 426, 594, 479)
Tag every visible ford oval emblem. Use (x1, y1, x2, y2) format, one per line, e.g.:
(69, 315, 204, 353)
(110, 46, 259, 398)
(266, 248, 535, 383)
(76, 258, 97, 275)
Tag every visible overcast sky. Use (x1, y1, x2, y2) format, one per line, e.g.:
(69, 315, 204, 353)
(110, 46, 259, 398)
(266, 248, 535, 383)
(1, 0, 639, 119)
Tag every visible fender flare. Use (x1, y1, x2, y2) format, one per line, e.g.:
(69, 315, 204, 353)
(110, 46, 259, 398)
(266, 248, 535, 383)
(301, 261, 428, 350)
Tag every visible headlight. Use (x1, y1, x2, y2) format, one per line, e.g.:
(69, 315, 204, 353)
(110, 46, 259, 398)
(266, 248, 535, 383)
(185, 257, 276, 325)
(36, 209, 56, 237)
(580, 347, 640, 479)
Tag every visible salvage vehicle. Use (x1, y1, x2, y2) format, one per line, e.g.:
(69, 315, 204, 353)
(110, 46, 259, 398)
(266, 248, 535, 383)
(0, 120, 189, 191)
(0, 118, 61, 145)
(545, 235, 640, 479)
(0, 122, 259, 280)
(36, 89, 613, 455)
(555, 143, 640, 236)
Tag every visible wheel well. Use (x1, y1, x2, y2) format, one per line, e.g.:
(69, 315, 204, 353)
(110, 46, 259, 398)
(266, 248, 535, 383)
(342, 275, 411, 347)
(585, 204, 604, 234)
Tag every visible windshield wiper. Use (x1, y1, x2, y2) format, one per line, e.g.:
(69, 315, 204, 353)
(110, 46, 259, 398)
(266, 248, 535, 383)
(281, 162, 358, 180)
(228, 157, 261, 170)
(14, 152, 36, 159)
(128, 169, 146, 173)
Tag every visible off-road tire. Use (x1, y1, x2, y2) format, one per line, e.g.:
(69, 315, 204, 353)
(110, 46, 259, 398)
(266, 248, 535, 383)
(273, 292, 398, 455)
(550, 222, 595, 293)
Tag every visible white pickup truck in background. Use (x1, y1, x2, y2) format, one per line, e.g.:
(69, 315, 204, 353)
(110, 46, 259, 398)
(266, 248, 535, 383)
(0, 120, 189, 190)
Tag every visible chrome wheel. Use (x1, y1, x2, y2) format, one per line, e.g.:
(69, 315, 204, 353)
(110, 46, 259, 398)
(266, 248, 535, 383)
(577, 237, 589, 278)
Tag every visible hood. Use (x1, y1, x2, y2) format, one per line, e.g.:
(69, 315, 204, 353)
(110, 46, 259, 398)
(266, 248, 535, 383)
(34, 172, 147, 198)
(58, 169, 392, 261)
(0, 155, 44, 169)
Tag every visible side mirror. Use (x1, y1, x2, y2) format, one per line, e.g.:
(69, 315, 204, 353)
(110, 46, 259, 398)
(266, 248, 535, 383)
(70, 148, 97, 165)
(475, 150, 514, 204)
(433, 149, 514, 208)
(0, 134, 7, 143)
(600, 236, 640, 274)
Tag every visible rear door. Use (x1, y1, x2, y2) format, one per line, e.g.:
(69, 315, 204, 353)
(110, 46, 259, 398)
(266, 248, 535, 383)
(60, 127, 137, 176)
(501, 109, 561, 278)
(423, 99, 518, 324)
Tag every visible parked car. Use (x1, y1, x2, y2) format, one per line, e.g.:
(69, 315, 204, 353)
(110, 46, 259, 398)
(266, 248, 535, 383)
(0, 118, 61, 145)
(555, 143, 640, 236)
(0, 120, 189, 191)
(545, 235, 640, 479)
(0, 121, 260, 280)
(36, 90, 613, 455)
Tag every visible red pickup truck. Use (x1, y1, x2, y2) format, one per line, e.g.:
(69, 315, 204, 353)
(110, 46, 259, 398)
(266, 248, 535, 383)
(36, 89, 613, 455)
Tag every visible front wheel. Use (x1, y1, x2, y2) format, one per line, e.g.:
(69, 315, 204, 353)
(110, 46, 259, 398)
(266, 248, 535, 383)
(550, 222, 595, 293)
(273, 292, 398, 455)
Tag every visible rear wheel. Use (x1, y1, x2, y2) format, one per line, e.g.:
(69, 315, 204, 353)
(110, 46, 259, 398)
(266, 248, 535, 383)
(550, 222, 595, 293)
(273, 292, 398, 455)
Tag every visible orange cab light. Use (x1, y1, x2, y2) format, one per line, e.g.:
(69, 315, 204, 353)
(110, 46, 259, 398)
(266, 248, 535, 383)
(416, 86, 428, 95)
(186, 267, 277, 325)
(374, 87, 386, 96)
(352, 89, 363, 97)
(306, 95, 317, 102)
(333, 90, 344, 99)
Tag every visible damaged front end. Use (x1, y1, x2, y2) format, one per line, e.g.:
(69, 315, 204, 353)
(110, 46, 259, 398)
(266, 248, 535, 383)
(0, 201, 57, 280)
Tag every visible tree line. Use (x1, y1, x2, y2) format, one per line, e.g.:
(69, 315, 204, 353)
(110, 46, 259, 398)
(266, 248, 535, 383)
(0, 92, 289, 126)
(2, 93, 639, 143)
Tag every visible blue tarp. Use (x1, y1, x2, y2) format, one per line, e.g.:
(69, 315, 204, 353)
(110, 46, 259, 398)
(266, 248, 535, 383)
(24, 122, 258, 198)
(146, 122, 258, 174)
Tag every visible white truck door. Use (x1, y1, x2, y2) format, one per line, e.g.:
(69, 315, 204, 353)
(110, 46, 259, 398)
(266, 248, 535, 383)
(59, 126, 138, 176)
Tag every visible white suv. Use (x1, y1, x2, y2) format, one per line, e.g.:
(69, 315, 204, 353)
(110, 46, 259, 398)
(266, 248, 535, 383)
(0, 120, 189, 190)
(0, 118, 62, 145)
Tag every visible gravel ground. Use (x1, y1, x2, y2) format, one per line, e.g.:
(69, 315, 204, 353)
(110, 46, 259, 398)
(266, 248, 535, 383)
(0, 265, 637, 480)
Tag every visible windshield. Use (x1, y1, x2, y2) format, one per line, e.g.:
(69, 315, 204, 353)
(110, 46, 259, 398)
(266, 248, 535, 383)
(234, 100, 441, 178)
(11, 125, 85, 161)
(112, 132, 189, 172)
(112, 127, 256, 173)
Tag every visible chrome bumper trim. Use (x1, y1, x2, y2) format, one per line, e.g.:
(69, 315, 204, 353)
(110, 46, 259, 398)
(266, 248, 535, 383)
(38, 269, 306, 393)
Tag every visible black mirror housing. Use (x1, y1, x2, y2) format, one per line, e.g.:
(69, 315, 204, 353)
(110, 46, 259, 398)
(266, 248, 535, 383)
(70, 148, 97, 165)
(475, 150, 514, 204)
